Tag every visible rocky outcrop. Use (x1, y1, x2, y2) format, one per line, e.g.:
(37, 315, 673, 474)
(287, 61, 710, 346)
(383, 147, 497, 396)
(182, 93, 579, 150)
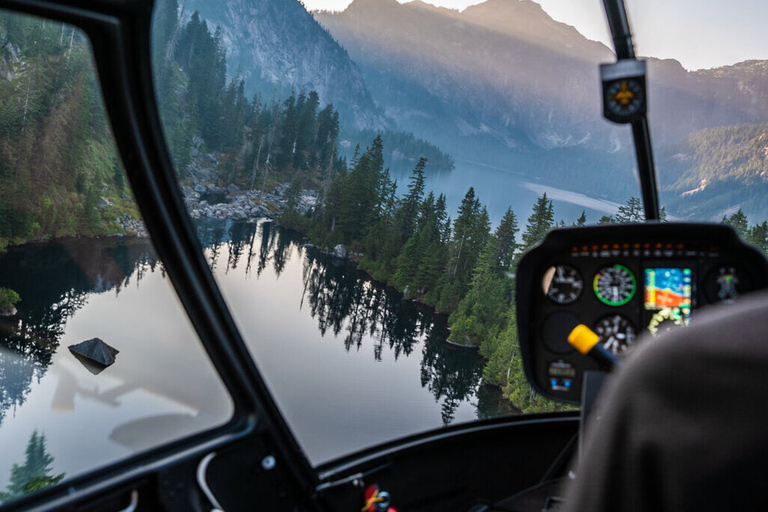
(186, 0, 388, 131)
(182, 144, 318, 223)
(117, 214, 149, 238)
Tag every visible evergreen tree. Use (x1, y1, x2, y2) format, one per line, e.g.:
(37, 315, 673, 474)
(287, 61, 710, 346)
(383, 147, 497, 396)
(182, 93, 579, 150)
(598, 215, 614, 224)
(521, 193, 555, 251)
(722, 209, 749, 239)
(495, 207, 519, 272)
(397, 157, 427, 243)
(0, 430, 65, 501)
(437, 188, 490, 312)
(482, 314, 570, 413)
(447, 236, 509, 346)
(747, 220, 768, 254)
(614, 196, 644, 223)
(574, 210, 587, 226)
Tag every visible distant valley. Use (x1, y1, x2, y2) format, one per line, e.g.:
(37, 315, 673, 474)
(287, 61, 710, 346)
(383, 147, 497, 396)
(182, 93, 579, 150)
(173, 0, 768, 222)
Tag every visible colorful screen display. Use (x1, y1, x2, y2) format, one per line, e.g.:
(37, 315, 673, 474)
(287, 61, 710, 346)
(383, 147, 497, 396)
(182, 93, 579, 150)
(644, 267, 692, 336)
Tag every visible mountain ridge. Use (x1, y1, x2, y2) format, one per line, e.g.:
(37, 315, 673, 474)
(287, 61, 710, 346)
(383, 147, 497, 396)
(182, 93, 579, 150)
(185, 0, 388, 130)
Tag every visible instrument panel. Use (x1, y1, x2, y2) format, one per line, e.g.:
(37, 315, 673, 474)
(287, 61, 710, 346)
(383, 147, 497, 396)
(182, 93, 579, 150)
(516, 223, 768, 404)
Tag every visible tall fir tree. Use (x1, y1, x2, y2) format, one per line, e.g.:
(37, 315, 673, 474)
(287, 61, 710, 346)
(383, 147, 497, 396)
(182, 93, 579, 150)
(521, 193, 555, 251)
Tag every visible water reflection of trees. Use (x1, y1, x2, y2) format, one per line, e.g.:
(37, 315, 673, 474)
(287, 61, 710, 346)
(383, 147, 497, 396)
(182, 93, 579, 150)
(0, 239, 158, 425)
(197, 219, 485, 424)
(298, 244, 483, 424)
(0, 430, 64, 503)
(0, 219, 487, 430)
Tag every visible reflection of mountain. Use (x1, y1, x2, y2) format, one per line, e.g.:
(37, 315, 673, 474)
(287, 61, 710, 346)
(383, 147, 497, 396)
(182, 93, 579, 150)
(0, 239, 158, 425)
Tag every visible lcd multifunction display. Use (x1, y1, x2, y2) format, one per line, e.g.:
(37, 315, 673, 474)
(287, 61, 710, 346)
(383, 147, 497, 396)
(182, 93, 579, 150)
(644, 267, 692, 337)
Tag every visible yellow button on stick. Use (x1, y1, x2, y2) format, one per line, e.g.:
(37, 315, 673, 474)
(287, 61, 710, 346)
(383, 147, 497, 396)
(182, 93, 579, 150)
(568, 324, 600, 354)
(568, 324, 622, 370)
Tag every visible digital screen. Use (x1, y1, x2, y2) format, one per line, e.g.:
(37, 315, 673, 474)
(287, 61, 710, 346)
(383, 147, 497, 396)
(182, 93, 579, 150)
(644, 267, 692, 337)
(548, 366, 576, 377)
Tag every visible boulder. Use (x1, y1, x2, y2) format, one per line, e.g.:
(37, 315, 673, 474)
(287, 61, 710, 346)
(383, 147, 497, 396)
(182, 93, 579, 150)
(69, 337, 119, 374)
(333, 244, 347, 259)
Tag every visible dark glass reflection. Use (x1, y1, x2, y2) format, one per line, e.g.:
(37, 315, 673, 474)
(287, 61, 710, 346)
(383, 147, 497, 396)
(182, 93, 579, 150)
(0, 430, 64, 501)
(0, 239, 158, 427)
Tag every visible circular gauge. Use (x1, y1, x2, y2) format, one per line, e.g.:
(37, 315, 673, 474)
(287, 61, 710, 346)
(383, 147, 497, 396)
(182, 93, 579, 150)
(594, 314, 636, 356)
(541, 311, 580, 354)
(647, 307, 687, 338)
(605, 79, 644, 117)
(593, 264, 636, 306)
(543, 265, 584, 305)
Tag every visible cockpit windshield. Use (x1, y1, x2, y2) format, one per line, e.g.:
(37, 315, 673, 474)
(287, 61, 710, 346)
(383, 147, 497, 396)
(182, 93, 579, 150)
(145, 0, 768, 464)
(2, 0, 768, 505)
(150, 0, 639, 464)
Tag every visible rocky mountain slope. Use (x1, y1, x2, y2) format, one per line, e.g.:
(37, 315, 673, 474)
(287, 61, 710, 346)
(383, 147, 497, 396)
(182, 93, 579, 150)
(317, 0, 768, 158)
(185, 0, 387, 130)
(317, 0, 618, 159)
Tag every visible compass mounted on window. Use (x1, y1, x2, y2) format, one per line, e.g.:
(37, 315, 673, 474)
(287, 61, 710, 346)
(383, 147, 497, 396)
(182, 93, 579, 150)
(600, 59, 647, 124)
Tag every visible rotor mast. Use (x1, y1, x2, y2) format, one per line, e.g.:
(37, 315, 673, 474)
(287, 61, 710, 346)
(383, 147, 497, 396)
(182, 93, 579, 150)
(602, 0, 661, 221)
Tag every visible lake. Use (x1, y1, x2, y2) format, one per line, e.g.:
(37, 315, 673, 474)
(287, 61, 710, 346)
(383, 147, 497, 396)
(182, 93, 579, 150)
(389, 159, 624, 227)
(0, 219, 508, 498)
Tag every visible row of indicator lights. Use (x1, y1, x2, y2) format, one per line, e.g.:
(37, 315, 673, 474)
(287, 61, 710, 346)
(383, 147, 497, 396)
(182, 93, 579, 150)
(571, 242, 688, 252)
(550, 379, 573, 391)
(571, 243, 719, 253)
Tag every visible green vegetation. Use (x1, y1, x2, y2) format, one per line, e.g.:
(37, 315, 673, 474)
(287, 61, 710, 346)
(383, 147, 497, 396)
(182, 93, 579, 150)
(0, 430, 64, 502)
(284, 130, 589, 411)
(152, 0, 451, 197)
(353, 129, 454, 171)
(0, 12, 138, 248)
(664, 123, 768, 220)
(597, 196, 667, 224)
(0, 287, 20, 312)
(722, 208, 768, 253)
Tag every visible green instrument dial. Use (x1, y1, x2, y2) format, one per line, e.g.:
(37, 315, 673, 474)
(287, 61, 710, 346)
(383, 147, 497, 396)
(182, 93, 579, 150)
(593, 264, 636, 306)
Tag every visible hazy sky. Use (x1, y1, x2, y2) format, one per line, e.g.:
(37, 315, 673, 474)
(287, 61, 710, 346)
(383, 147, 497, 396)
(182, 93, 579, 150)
(303, 0, 768, 71)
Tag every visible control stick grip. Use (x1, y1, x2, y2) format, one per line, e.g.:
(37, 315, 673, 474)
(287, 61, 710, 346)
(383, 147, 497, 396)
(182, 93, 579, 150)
(568, 324, 622, 370)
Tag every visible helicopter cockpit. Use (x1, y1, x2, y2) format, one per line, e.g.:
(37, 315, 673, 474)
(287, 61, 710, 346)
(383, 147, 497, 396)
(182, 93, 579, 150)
(1, 0, 768, 510)
(517, 222, 768, 404)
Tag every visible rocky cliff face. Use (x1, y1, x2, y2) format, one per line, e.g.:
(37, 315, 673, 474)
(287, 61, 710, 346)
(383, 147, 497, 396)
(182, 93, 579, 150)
(186, 0, 388, 130)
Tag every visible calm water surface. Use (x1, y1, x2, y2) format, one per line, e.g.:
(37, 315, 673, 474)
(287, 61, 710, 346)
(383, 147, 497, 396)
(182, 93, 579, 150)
(0, 219, 505, 495)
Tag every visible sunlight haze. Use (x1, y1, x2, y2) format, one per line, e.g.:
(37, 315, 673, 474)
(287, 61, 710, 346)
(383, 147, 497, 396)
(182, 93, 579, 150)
(304, 0, 768, 71)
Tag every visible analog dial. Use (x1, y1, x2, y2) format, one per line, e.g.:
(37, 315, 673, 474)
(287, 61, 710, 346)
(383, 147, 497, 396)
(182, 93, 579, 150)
(594, 314, 636, 356)
(606, 79, 644, 117)
(543, 265, 583, 305)
(594, 264, 636, 306)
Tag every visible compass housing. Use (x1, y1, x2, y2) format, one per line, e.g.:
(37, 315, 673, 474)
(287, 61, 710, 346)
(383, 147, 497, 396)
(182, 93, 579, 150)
(601, 59, 648, 123)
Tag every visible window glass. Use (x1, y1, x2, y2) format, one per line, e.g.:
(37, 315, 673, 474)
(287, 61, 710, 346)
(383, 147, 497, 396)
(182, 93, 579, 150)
(151, 0, 640, 464)
(0, 11, 233, 505)
(625, 0, 768, 251)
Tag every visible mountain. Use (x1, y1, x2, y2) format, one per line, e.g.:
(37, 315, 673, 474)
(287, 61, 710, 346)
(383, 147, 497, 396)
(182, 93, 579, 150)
(317, 0, 619, 160)
(315, 0, 768, 216)
(183, 0, 387, 130)
(318, 0, 768, 156)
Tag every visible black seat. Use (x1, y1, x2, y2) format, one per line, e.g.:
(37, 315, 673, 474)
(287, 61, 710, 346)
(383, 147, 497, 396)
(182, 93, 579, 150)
(563, 290, 768, 511)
